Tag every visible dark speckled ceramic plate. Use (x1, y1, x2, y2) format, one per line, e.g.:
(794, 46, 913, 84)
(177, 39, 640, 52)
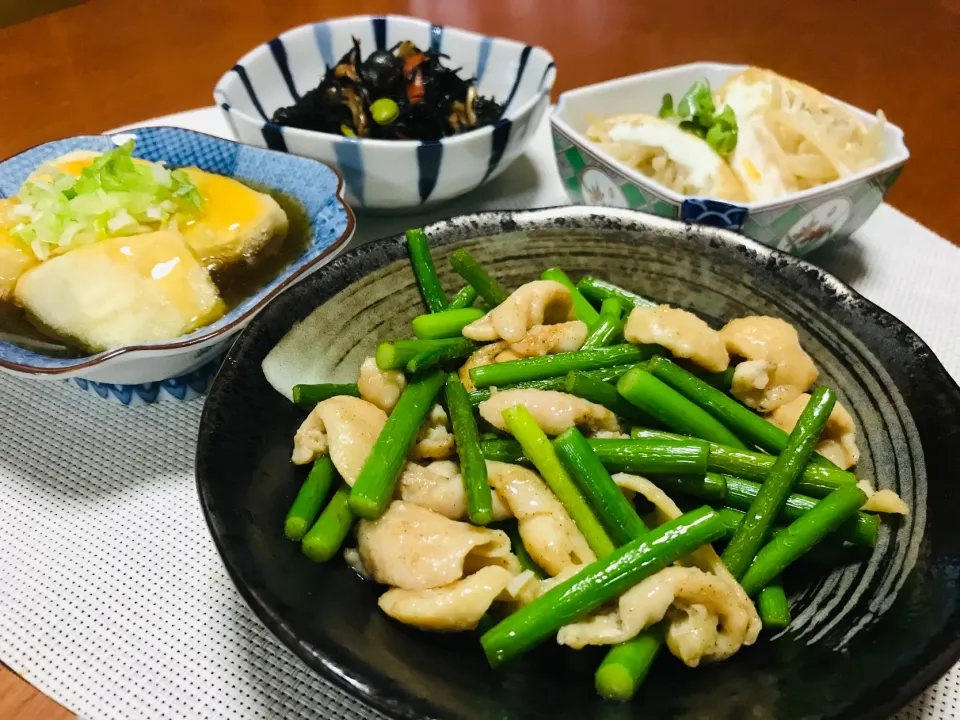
(196, 206, 960, 720)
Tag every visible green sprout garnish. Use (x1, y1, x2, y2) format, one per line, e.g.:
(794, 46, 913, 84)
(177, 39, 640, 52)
(658, 80, 738, 157)
(658, 93, 674, 119)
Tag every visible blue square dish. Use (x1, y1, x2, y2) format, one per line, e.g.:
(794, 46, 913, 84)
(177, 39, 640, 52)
(0, 126, 355, 404)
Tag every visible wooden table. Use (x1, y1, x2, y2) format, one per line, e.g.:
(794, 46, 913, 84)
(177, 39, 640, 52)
(0, 0, 957, 716)
(1, 0, 958, 244)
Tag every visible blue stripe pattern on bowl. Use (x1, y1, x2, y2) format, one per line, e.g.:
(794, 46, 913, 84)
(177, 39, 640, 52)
(0, 126, 352, 371)
(215, 15, 555, 210)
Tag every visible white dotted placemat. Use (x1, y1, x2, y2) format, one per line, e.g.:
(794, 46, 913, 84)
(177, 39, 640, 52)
(0, 107, 958, 719)
(0, 379, 385, 720)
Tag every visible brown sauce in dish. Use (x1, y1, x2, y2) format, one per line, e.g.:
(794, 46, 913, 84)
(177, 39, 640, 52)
(0, 182, 310, 358)
(209, 182, 310, 311)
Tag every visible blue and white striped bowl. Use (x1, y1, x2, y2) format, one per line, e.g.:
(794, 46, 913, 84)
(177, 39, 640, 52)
(0, 127, 355, 404)
(214, 15, 555, 211)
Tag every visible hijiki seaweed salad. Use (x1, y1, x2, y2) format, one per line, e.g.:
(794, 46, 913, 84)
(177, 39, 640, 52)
(272, 39, 504, 140)
(263, 228, 908, 702)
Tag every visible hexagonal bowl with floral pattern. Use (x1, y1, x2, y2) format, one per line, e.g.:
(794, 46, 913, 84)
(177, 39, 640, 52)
(550, 62, 909, 255)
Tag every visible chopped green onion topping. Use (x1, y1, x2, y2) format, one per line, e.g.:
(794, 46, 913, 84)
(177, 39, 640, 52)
(7, 140, 204, 260)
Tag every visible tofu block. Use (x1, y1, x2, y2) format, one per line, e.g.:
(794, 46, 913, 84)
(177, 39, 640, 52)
(178, 168, 289, 270)
(0, 199, 38, 300)
(14, 230, 225, 351)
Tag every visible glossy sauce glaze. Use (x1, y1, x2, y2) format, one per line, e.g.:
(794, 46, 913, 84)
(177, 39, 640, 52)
(0, 177, 309, 358)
